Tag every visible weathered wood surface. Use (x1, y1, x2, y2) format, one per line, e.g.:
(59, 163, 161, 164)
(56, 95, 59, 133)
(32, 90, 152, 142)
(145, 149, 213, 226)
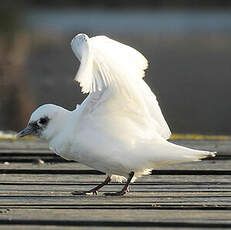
(0, 139, 231, 229)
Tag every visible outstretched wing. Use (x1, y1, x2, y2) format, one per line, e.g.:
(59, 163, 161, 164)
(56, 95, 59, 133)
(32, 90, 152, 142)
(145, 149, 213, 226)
(71, 34, 171, 139)
(71, 34, 148, 94)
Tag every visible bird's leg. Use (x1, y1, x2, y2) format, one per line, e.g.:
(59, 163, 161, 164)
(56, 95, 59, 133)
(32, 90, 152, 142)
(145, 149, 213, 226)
(72, 176, 111, 195)
(104, 171, 134, 196)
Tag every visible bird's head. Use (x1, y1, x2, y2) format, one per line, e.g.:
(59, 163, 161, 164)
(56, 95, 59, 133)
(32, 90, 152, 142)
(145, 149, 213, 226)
(17, 104, 70, 141)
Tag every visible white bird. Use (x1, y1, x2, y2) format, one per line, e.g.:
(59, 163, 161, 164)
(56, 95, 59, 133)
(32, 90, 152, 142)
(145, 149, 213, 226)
(17, 33, 215, 196)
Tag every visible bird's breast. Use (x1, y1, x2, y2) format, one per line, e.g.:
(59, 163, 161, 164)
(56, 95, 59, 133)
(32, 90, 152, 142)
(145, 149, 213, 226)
(49, 137, 81, 162)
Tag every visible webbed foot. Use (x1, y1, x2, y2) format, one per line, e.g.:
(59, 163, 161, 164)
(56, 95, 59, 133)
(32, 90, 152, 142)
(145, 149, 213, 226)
(72, 190, 98, 196)
(103, 190, 127, 196)
(71, 176, 111, 196)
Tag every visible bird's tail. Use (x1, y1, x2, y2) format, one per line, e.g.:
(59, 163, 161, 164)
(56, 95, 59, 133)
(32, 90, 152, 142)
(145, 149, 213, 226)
(147, 140, 216, 165)
(184, 150, 216, 161)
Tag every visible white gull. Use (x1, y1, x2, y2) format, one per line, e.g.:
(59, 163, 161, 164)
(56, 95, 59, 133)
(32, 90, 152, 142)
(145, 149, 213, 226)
(17, 34, 215, 196)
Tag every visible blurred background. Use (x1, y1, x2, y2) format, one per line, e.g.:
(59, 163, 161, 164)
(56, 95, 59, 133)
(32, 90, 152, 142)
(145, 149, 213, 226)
(0, 0, 231, 135)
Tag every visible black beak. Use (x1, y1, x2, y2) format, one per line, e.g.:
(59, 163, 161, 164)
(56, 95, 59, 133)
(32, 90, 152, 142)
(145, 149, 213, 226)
(16, 125, 35, 138)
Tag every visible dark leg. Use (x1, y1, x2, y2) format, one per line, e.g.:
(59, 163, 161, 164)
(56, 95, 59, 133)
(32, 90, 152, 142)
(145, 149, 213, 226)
(104, 171, 135, 196)
(72, 176, 111, 195)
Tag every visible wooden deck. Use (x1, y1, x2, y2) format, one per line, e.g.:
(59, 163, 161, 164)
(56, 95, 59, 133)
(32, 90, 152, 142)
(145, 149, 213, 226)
(0, 139, 231, 229)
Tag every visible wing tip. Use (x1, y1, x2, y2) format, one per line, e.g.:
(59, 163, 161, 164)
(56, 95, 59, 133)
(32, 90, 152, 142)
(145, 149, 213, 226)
(199, 151, 216, 160)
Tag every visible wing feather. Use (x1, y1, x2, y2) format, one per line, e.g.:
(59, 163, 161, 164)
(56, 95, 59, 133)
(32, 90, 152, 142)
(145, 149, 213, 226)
(71, 34, 171, 139)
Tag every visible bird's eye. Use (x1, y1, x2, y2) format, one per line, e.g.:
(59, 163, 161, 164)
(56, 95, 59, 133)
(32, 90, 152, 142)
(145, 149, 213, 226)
(39, 118, 48, 125)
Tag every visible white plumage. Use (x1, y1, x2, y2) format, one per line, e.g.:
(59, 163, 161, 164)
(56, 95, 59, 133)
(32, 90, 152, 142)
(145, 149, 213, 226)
(17, 33, 215, 196)
(71, 34, 171, 139)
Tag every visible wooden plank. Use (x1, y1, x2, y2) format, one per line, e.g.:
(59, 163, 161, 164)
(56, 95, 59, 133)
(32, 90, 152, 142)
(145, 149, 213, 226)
(0, 154, 230, 163)
(0, 140, 49, 150)
(1, 218, 231, 229)
(1, 168, 231, 175)
(1, 159, 231, 173)
(1, 160, 231, 171)
(0, 173, 230, 186)
(1, 139, 231, 229)
(1, 139, 231, 153)
(0, 177, 231, 207)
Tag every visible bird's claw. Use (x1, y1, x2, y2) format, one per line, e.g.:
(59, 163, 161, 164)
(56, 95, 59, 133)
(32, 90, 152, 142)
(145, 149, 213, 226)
(103, 191, 127, 196)
(72, 190, 98, 196)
